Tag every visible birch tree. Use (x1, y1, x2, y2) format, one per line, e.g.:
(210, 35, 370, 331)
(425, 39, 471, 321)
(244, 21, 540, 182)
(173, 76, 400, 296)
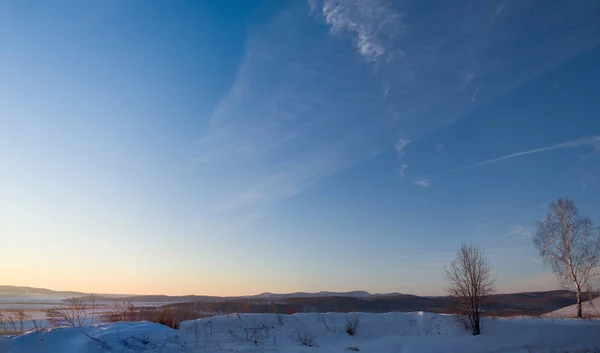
(533, 198, 600, 318)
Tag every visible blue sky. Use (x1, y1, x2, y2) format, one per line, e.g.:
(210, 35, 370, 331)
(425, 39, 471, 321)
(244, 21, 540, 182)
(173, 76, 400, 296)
(1, 0, 600, 296)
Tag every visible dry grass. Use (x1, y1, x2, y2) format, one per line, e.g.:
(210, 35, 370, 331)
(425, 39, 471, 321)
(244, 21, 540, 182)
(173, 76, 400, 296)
(101, 302, 206, 329)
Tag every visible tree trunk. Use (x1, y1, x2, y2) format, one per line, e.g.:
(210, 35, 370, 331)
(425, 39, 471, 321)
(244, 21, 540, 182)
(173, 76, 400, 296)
(473, 320, 480, 335)
(576, 289, 583, 318)
(472, 304, 481, 335)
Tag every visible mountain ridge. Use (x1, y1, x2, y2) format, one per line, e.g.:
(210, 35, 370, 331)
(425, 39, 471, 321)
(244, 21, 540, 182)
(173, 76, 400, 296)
(0, 285, 577, 303)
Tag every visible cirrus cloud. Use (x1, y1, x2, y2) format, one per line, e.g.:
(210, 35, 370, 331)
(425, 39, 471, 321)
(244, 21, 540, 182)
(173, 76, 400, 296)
(193, 0, 600, 219)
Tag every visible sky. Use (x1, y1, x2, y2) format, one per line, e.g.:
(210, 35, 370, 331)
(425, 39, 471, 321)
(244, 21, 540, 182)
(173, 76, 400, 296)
(1, 0, 600, 297)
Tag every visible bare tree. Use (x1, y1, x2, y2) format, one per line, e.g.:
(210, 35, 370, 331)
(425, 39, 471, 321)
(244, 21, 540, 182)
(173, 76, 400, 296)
(46, 297, 88, 327)
(0, 311, 26, 334)
(445, 243, 495, 335)
(533, 198, 600, 318)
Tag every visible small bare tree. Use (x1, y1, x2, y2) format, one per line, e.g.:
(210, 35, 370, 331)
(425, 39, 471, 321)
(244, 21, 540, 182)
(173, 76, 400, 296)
(445, 243, 495, 335)
(533, 198, 600, 318)
(46, 297, 89, 327)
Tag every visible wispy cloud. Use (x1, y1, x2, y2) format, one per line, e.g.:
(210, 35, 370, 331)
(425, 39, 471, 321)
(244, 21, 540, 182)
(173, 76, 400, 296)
(192, 1, 600, 218)
(412, 178, 431, 187)
(395, 138, 410, 156)
(450, 135, 600, 173)
(395, 138, 410, 178)
(435, 143, 445, 151)
(490, 2, 506, 27)
(578, 140, 600, 160)
(399, 163, 408, 177)
(575, 140, 600, 189)
(471, 86, 483, 102)
(461, 71, 475, 87)
(310, 0, 404, 62)
(215, 132, 381, 214)
(495, 2, 506, 16)
(504, 225, 533, 239)
(398, 252, 455, 259)
(398, 247, 507, 261)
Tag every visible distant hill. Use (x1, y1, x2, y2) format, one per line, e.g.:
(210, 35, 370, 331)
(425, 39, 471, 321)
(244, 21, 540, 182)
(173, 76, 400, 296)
(160, 291, 579, 315)
(484, 290, 578, 314)
(81, 291, 396, 303)
(0, 285, 85, 298)
(260, 291, 580, 315)
(0, 285, 129, 299)
(81, 291, 375, 303)
(0, 285, 582, 315)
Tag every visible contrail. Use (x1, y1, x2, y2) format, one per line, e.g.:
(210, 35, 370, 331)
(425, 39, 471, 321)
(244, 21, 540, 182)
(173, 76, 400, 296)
(449, 135, 600, 173)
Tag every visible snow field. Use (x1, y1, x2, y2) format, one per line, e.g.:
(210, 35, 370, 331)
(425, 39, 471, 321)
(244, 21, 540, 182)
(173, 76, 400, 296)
(4, 312, 600, 353)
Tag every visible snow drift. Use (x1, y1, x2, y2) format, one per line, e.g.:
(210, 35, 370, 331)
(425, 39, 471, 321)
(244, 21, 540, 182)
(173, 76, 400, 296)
(4, 312, 600, 353)
(544, 296, 600, 318)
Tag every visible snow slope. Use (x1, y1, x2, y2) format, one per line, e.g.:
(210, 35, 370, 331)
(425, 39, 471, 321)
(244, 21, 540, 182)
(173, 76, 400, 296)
(544, 297, 600, 318)
(5, 312, 600, 353)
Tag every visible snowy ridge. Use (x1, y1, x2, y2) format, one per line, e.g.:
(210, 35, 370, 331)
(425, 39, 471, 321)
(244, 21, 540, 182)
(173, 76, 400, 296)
(544, 297, 600, 318)
(6, 312, 600, 353)
(252, 290, 373, 300)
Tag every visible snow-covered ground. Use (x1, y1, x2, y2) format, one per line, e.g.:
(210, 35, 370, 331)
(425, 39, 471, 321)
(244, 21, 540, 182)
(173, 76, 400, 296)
(3, 312, 600, 353)
(544, 297, 600, 318)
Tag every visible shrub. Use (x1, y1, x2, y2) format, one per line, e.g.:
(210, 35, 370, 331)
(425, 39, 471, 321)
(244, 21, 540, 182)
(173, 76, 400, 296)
(0, 311, 25, 334)
(294, 328, 315, 347)
(345, 315, 360, 336)
(243, 322, 275, 347)
(153, 307, 178, 329)
(46, 297, 91, 327)
(318, 314, 336, 333)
